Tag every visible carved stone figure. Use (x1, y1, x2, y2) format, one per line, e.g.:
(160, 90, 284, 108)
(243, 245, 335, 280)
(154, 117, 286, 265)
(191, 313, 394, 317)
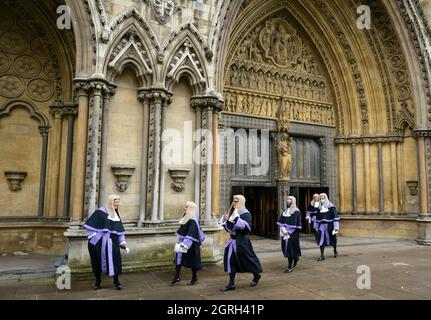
(277, 133, 292, 180)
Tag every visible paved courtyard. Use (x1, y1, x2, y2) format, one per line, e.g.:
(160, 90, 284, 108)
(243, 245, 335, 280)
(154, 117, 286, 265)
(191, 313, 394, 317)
(1, 236, 431, 300)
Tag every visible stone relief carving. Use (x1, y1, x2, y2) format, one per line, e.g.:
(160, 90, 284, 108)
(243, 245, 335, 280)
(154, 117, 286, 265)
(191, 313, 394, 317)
(4, 171, 27, 192)
(150, 0, 175, 25)
(259, 18, 302, 68)
(277, 132, 292, 180)
(108, 29, 153, 77)
(224, 16, 335, 127)
(0, 7, 62, 102)
(166, 40, 205, 84)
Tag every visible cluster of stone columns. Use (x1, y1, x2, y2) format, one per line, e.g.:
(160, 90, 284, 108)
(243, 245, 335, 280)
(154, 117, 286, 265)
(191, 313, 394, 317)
(191, 95, 223, 224)
(68, 78, 224, 226)
(415, 130, 431, 245)
(46, 102, 78, 218)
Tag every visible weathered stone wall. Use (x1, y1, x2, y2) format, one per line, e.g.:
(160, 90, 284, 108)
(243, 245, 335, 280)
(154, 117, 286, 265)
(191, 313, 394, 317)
(162, 83, 196, 221)
(105, 69, 143, 221)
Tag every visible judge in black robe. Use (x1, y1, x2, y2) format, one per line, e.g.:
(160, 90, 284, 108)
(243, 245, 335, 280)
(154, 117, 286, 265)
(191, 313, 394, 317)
(306, 193, 320, 240)
(83, 194, 127, 290)
(315, 193, 340, 261)
(171, 201, 205, 285)
(277, 196, 302, 273)
(221, 195, 263, 291)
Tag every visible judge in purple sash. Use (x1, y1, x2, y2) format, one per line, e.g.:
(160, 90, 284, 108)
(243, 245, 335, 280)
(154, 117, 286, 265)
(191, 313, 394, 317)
(277, 196, 302, 273)
(221, 195, 263, 291)
(171, 201, 205, 285)
(306, 193, 320, 241)
(315, 193, 340, 261)
(83, 194, 126, 290)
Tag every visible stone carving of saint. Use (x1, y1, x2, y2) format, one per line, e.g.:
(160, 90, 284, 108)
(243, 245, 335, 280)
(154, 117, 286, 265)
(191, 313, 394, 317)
(269, 22, 288, 64)
(249, 71, 257, 90)
(239, 68, 249, 88)
(258, 70, 266, 91)
(242, 95, 249, 113)
(250, 43, 262, 62)
(277, 133, 292, 180)
(230, 66, 239, 87)
(266, 72, 274, 92)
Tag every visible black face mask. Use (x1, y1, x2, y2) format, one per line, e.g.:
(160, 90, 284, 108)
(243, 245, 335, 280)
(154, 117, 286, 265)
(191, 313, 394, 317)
(286, 203, 291, 208)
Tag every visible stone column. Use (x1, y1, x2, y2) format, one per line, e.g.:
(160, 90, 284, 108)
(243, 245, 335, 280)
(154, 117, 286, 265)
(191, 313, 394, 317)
(62, 103, 78, 218)
(194, 106, 202, 212)
(84, 79, 113, 218)
(390, 141, 399, 214)
(378, 142, 384, 214)
(70, 80, 90, 224)
(46, 102, 63, 216)
(191, 95, 223, 225)
(158, 92, 172, 222)
(137, 89, 150, 225)
(414, 130, 431, 245)
(144, 88, 172, 224)
(98, 84, 117, 206)
(351, 143, 358, 214)
(337, 143, 345, 212)
(38, 126, 50, 217)
(212, 110, 222, 217)
(364, 143, 371, 213)
(277, 180, 290, 216)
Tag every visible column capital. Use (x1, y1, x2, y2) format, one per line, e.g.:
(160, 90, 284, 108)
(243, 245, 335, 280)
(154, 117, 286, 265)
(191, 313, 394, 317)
(38, 125, 51, 136)
(414, 129, 431, 138)
(73, 78, 117, 97)
(62, 103, 79, 117)
(49, 101, 63, 119)
(137, 87, 172, 105)
(190, 95, 224, 112)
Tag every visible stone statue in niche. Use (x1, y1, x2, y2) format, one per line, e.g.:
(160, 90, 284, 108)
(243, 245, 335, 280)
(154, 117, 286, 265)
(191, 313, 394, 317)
(258, 70, 265, 91)
(277, 132, 292, 180)
(239, 68, 249, 88)
(242, 95, 250, 113)
(259, 18, 302, 67)
(266, 72, 274, 92)
(230, 65, 239, 87)
(249, 70, 257, 90)
(250, 43, 262, 62)
(270, 22, 288, 64)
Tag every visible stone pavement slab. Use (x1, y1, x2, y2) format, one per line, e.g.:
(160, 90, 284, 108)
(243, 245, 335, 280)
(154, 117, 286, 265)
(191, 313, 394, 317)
(1, 236, 430, 300)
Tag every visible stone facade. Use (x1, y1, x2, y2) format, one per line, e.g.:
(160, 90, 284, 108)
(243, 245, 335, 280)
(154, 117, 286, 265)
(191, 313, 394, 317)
(1, 0, 431, 272)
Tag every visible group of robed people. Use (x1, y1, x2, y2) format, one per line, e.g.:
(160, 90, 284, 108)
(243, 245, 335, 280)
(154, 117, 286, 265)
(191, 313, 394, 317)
(82, 192, 339, 291)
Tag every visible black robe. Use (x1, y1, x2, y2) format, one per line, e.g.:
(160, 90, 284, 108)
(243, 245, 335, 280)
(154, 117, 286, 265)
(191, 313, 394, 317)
(277, 209, 302, 259)
(174, 217, 204, 270)
(315, 206, 339, 247)
(223, 209, 263, 274)
(83, 208, 125, 277)
(306, 203, 319, 241)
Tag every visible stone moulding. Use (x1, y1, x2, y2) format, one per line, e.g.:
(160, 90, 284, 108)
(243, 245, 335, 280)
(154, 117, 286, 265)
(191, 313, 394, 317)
(168, 168, 191, 192)
(111, 165, 136, 192)
(4, 171, 27, 192)
(406, 180, 419, 196)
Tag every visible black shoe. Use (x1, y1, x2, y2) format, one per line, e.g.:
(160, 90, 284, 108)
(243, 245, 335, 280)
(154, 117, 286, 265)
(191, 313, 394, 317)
(284, 268, 293, 273)
(170, 277, 181, 285)
(114, 284, 122, 290)
(93, 283, 101, 290)
(250, 274, 261, 287)
(317, 256, 325, 261)
(293, 259, 299, 268)
(221, 284, 236, 291)
(334, 251, 338, 258)
(188, 278, 198, 285)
